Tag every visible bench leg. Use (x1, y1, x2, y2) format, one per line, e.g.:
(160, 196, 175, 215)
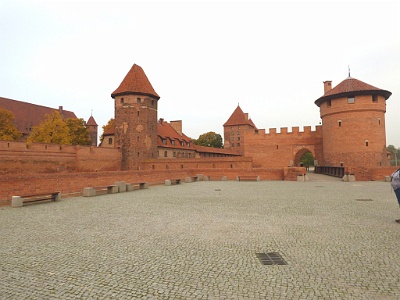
(83, 187, 96, 197)
(54, 192, 61, 201)
(12, 196, 23, 208)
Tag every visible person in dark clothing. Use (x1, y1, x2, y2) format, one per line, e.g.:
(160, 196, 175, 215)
(390, 168, 400, 223)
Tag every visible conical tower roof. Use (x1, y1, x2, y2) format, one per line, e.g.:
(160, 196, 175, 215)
(111, 64, 160, 99)
(223, 105, 256, 128)
(87, 116, 98, 126)
(315, 77, 391, 107)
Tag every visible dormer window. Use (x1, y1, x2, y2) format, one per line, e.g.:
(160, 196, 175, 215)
(180, 141, 184, 146)
(187, 142, 190, 147)
(348, 96, 355, 104)
(171, 140, 175, 146)
(162, 138, 166, 145)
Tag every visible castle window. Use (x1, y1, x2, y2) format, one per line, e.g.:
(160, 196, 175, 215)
(187, 142, 190, 147)
(138, 111, 140, 117)
(173, 151, 176, 157)
(372, 95, 378, 102)
(338, 120, 342, 127)
(237, 143, 240, 147)
(137, 98, 141, 103)
(137, 152, 140, 157)
(182, 152, 185, 158)
(164, 151, 168, 157)
(120, 98, 124, 104)
(137, 136, 140, 142)
(378, 118, 381, 125)
(365, 140, 369, 147)
(232, 143, 235, 147)
(171, 140, 175, 146)
(108, 137, 112, 145)
(237, 131, 240, 135)
(162, 138, 166, 145)
(237, 137, 240, 141)
(347, 96, 355, 104)
(327, 100, 331, 107)
(231, 131, 234, 135)
(180, 141, 184, 146)
(151, 100, 154, 106)
(188, 153, 191, 158)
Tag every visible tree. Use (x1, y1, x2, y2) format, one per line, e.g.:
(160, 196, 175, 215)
(66, 118, 91, 145)
(300, 152, 314, 167)
(387, 145, 399, 166)
(100, 118, 114, 142)
(0, 108, 22, 141)
(193, 131, 223, 148)
(27, 111, 71, 145)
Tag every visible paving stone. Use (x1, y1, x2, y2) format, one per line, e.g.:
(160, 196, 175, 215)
(1, 177, 400, 299)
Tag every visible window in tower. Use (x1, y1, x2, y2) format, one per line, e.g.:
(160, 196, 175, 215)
(365, 140, 369, 147)
(164, 151, 168, 157)
(120, 98, 124, 104)
(108, 137, 112, 145)
(151, 100, 154, 106)
(338, 120, 342, 127)
(372, 95, 378, 103)
(378, 118, 381, 125)
(137, 98, 141, 103)
(347, 96, 355, 104)
(327, 99, 331, 107)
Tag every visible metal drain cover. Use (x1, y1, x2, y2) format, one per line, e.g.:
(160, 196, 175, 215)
(256, 252, 287, 265)
(355, 199, 373, 201)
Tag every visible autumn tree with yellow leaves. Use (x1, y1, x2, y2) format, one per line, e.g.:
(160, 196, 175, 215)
(0, 108, 22, 141)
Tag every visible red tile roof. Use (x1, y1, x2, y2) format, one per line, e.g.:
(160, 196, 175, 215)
(87, 116, 98, 126)
(194, 144, 240, 155)
(157, 119, 194, 149)
(111, 64, 160, 99)
(315, 77, 392, 106)
(0, 97, 77, 135)
(223, 105, 257, 128)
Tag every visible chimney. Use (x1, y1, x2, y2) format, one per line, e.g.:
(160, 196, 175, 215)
(58, 106, 64, 118)
(159, 118, 164, 125)
(170, 120, 182, 136)
(323, 81, 332, 94)
(244, 113, 249, 121)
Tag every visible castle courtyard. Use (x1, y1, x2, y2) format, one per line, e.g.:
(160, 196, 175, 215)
(1, 176, 400, 299)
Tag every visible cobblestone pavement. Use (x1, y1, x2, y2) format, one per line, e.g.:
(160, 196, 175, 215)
(1, 178, 400, 299)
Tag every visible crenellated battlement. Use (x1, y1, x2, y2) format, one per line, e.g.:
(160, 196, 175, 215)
(254, 125, 322, 138)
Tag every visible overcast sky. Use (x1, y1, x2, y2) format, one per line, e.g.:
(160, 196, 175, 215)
(1, 1, 399, 146)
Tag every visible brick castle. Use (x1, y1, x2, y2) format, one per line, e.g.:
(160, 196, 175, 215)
(0, 64, 396, 204)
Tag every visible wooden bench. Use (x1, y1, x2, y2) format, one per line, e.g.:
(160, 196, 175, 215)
(165, 179, 182, 186)
(237, 175, 260, 181)
(12, 191, 61, 207)
(83, 185, 118, 197)
(127, 182, 149, 191)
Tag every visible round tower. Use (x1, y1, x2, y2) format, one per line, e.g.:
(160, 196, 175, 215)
(315, 76, 391, 169)
(111, 64, 160, 170)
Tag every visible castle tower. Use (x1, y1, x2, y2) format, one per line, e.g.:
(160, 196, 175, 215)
(111, 64, 160, 170)
(223, 105, 257, 154)
(315, 76, 391, 169)
(86, 115, 98, 146)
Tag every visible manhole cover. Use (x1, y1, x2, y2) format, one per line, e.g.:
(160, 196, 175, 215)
(355, 199, 373, 201)
(256, 252, 287, 265)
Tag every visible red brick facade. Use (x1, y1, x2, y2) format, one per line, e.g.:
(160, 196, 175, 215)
(0, 65, 395, 205)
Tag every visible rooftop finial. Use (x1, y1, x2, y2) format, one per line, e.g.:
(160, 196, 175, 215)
(91, 109, 93, 116)
(348, 65, 351, 78)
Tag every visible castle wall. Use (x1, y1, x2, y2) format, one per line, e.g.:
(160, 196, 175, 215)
(0, 140, 121, 174)
(242, 126, 323, 168)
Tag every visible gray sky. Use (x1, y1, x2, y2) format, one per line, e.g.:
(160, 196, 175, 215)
(1, 1, 399, 146)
